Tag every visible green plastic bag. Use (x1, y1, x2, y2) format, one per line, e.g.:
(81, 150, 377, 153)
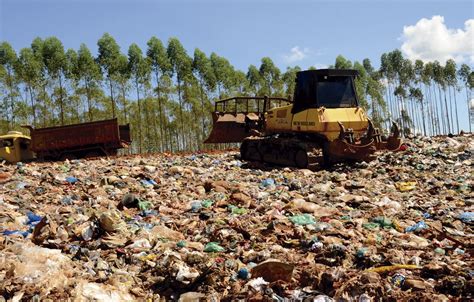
(372, 216, 393, 228)
(138, 200, 152, 211)
(228, 205, 247, 215)
(202, 199, 213, 208)
(204, 242, 225, 252)
(289, 214, 316, 225)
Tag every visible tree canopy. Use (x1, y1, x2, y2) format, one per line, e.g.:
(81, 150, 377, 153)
(1, 34, 473, 153)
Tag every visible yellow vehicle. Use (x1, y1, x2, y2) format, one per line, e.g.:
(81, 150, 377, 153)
(0, 131, 35, 163)
(205, 69, 401, 167)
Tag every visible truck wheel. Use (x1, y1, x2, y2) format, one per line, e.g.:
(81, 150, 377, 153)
(59, 153, 77, 161)
(294, 149, 308, 168)
(85, 151, 101, 158)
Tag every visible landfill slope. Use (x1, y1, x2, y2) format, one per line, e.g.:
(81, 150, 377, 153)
(0, 135, 473, 301)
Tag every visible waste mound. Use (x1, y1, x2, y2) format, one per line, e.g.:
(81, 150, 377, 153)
(1, 134, 473, 300)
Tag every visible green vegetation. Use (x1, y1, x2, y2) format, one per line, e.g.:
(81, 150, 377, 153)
(1, 35, 473, 153)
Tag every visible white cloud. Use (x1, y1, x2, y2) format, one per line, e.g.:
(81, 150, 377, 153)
(283, 46, 310, 63)
(400, 16, 474, 64)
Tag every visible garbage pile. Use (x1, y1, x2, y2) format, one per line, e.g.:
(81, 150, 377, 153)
(1, 134, 473, 301)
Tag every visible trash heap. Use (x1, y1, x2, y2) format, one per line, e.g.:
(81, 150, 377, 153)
(0, 134, 473, 301)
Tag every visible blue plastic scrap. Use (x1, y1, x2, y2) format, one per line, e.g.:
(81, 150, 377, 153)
(405, 221, 428, 232)
(65, 176, 78, 184)
(458, 212, 474, 223)
(3, 230, 29, 237)
(261, 178, 275, 187)
(26, 211, 42, 226)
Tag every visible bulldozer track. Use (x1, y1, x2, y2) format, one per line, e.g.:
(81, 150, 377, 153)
(240, 135, 321, 168)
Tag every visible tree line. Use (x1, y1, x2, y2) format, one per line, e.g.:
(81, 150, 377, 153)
(0, 34, 473, 153)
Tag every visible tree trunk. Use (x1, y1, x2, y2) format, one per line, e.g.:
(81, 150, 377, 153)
(155, 71, 165, 152)
(448, 86, 454, 133)
(42, 85, 48, 127)
(136, 79, 142, 154)
(109, 77, 116, 118)
(452, 85, 460, 133)
(420, 99, 426, 136)
(28, 86, 37, 127)
(199, 79, 207, 150)
(431, 83, 440, 135)
(442, 87, 451, 134)
(385, 82, 392, 131)
(177, 76, 185, 151)
(435, 84, 445, 134)
(58, 75, 65, 126)
(466, 85, 472, 133)
(427, 84, 434, 135)
(121, 85, 128, 122)
(7, 69, 15, 130)
(144, 96, 151, 153)
(85, 81, 93, 122)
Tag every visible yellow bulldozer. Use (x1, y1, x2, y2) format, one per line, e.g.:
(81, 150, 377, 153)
(205, 69, 402, 167)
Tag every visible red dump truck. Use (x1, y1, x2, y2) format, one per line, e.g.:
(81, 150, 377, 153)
(22, 118, 131, 161)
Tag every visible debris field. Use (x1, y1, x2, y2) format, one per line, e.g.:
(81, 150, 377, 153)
(0, 135, 473, 301)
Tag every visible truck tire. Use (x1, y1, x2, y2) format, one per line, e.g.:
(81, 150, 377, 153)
(294, 149, 308, 168)
(85, 151, 101, 158)
(59, 153, 77, 161)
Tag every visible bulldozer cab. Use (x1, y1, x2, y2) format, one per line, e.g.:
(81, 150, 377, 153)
(292, 69, 359, 113)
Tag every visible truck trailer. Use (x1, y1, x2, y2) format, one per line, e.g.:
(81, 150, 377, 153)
(0, 119, 131, 163)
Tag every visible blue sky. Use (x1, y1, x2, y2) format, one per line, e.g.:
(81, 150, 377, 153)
(1, 0, 472, 70)
(1, 0, 473, 130)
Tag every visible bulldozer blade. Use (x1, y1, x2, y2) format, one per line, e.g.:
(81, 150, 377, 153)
(374, 122, 403, 151)
(204, 112, 260, 144)
(326, 138, 377, 162)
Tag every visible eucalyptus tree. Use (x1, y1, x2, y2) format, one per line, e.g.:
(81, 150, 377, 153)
(114, 54, 131, 123)
(408, 87, 423, 135)
(433, 61, 450, 134)
(30, 37, 51, 126)
(97, 33, 121, 118)
(444, 59, 459, 133)
(210, 53, 233, 98)
(75, 44, 102, 122)
(399, 59, 416, 134)
(259, 57, 281, 96)
(413, 59, 429, 136)
(458, 64, 472, 132)
(394, 85, 410, 133)
(0, 64, 7, 130)
(421, 62, 440, 135)
(65, 48, 81, 122)
(366, 75, 387, 129)
(363, 59, 386, 129)
(380, 53, 397, 125)
(334, 55, 352, 69)
(246, 64, 262, 96)
(128, 43, 151, 153)
(282, 66, 300, 98)
(147, 36, 172, 150)
(167, 37, 193, 150)
(41, 37, 68, 125)
(16, 47, 42, 126)
(231, 70, 248, 95)
(389, 50, 406, 126)
(192, 48, 216, 142)
(0, 42, 19, 129)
